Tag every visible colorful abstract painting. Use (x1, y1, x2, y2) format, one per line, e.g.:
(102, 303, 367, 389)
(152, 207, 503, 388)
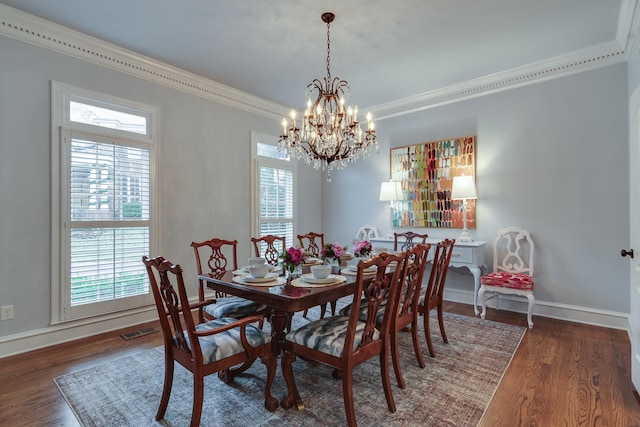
(390, 135, 476, 228)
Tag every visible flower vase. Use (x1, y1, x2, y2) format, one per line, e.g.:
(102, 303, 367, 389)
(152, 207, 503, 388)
(326, 258, 340, 274)
(286, 264, 302, 284)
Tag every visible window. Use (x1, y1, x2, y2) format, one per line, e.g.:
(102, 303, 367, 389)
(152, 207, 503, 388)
(52, 82, 158, 322)
(251, 131, 297, 252)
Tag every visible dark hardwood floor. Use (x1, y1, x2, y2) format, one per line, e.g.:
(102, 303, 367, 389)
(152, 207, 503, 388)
(2, 302, 640, 426)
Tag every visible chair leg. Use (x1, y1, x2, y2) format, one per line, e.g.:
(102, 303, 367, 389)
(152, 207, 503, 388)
(379, 342, 397, 413)
(478, 285, 487, 320)
(411, 315, 426, 369)
(342, 368, 358, 427)
(281, 350, 303, 410)
(260, 353, 279, 411)
(526, 293, 535, 328)
(319, 303, 327, 319)
(423, 308, 436, 357)
(391, 328, 406, 389)
(190, 375, 204, 427)
(437, 303, 448, 344)
(156, 353, 174, 421)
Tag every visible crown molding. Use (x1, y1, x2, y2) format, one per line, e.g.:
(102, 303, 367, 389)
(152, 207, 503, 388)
(619, 0, 640, 56)
(371, 41, 627, 120)
(0, 2, 636, 122)
(0, 4, 285, 119)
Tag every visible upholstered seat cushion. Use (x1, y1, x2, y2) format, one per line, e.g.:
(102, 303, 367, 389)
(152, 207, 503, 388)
(203, 296, 266, 319)
(285, 316, 381, 358)
(185, 317, 271, 365)
(480, 272, 534, 290)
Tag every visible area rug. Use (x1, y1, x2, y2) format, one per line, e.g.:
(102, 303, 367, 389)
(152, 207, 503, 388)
(55, 306, 526, 427)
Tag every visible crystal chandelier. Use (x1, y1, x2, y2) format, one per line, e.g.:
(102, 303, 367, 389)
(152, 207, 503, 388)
(278, 12, 378, 181)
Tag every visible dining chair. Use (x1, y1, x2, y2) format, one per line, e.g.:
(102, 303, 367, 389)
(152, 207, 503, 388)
(393, 231, 429, 251)
(479, 226, 535, 328)
(355, 224, 380, 241)
(191, 237, 267, 324)
(297, 232, 336, 319)
(338, 244, 431, 388)
(390, 243, 431, 389)
(142, 256, 278, 427)
(297, 232, 324, 257)
(418, 238, 455, 357)
(281, 252, 409, 427)
(251, 235, 286, 267)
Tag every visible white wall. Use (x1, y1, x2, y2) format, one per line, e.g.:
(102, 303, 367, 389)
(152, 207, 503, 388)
(0, 25, 633, 356)
(0, 35, 321, 347)
(325, 63, 630, 324)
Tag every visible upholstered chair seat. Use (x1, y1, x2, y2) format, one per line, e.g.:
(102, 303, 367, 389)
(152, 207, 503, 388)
(480, 271, 534, 290)
(285, 316, 381, 358)
(186, 317, 271, 364)
(203, 296, 267, 319)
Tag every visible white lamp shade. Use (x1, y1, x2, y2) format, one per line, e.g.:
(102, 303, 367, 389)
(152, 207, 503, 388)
(451, 175, 477, 200)
(379, 181, 402, 201)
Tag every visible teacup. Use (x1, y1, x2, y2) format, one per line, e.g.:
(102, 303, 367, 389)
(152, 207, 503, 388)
(248, 264, 271, 278)
(310, 265, 332, 279)
(248, 257, 266, 266)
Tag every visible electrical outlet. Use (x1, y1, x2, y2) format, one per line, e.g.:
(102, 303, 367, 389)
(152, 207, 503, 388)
(1, 305, 14, 320)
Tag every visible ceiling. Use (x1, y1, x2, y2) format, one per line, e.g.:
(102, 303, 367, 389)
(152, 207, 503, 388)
(0, 0, 630, 114)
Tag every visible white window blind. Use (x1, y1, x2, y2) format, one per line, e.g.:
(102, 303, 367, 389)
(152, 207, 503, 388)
(68, 136, 150, 306)
(258, 163, 294, 248)
(251, 132, 297, 251)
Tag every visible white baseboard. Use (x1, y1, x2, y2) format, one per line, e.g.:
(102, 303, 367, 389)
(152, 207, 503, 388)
(444, 288, 631, 332)
(0, 306, 158, 359)
(0, 290, 632, 359)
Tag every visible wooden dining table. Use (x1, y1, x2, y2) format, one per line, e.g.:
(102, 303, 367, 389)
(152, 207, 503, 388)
(198, 268, 358, 355)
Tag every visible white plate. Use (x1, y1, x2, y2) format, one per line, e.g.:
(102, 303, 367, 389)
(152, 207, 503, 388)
(233, 275, 285, 286)
(348, 265, 377, 273)
(301, 273, 343, 284)
(293, 275, 346, 287)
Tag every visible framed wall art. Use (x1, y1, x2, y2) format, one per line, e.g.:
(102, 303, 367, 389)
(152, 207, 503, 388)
(390, 135, 476, 228)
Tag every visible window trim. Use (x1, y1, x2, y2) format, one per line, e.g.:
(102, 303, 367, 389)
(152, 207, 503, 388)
(51, 81, 159, 324)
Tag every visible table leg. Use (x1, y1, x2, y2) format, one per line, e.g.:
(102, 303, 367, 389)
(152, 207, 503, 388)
(268, 309, 288, 355)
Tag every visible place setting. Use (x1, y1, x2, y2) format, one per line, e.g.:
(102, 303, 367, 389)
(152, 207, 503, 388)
(291, 264, 347, 287)
(232, 261, 286, 286)
(341, 258, 378, 276)
(233, 257, 282, 277)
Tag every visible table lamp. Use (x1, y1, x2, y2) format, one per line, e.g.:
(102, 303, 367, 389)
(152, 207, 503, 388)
(379, 181, 402, 227)
(451, 175, 477, 242)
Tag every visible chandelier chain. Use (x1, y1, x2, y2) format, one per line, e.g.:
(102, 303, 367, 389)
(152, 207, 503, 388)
(326, 20, 331, 81)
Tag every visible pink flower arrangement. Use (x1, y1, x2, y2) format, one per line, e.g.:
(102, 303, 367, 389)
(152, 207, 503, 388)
(280, 246, 307, 273)
(353, 240, 373, 257)
(321, 242, 346, 262)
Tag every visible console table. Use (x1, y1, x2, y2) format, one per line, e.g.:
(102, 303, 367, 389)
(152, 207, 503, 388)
(370, 237, 486, 315)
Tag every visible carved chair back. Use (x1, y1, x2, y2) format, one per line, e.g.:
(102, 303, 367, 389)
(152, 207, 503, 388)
(393, 231, 429, 252)
(251, 235, 286, 266)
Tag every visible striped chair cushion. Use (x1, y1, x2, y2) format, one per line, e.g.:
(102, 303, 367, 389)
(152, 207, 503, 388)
(480, 272, 534, 291)
(184, 317, 271, 365)
(204, 296, 266, 318)
(286, 316, 381, 358)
